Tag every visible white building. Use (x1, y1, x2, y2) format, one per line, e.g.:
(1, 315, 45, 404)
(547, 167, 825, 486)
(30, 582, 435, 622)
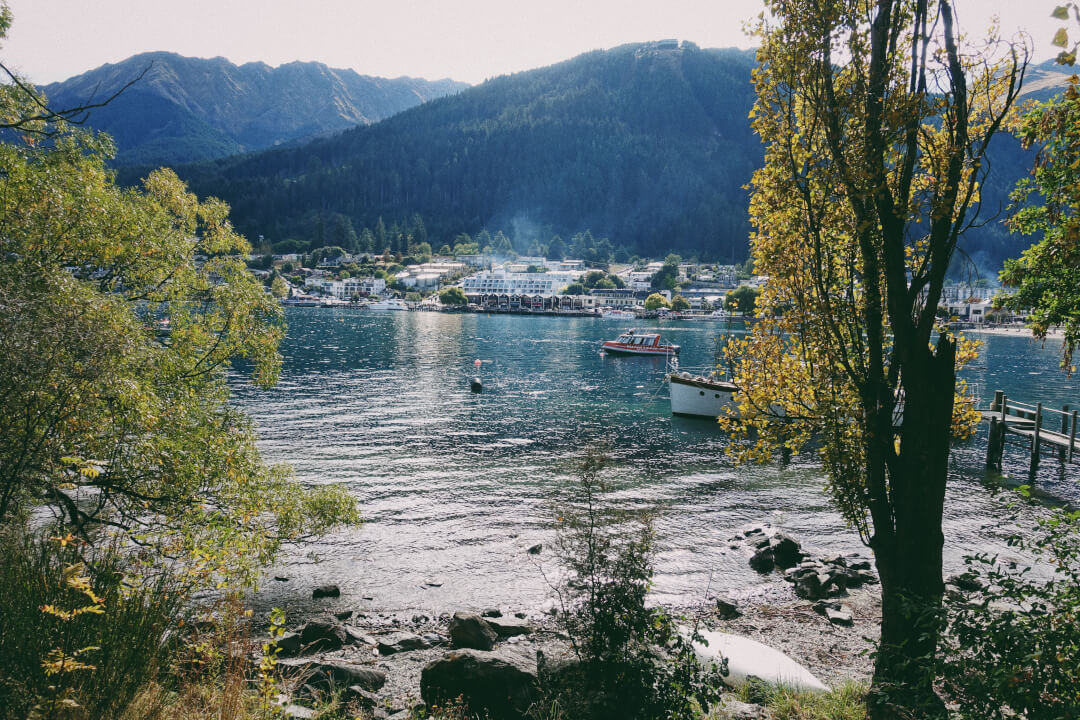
(625, 271, 653, 291)
(460, 268, 583, 295)
(305, 276, 386, 299)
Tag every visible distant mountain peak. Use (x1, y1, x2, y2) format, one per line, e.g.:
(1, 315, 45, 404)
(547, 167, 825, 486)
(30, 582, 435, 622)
(41, 53, 470, 167)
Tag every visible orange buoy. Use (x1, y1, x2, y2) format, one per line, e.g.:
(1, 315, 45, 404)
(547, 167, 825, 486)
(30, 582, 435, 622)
(474, 359, 482, 367)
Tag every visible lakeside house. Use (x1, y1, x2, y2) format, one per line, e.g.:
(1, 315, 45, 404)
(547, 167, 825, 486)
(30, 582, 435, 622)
(304, 276, 387, 300)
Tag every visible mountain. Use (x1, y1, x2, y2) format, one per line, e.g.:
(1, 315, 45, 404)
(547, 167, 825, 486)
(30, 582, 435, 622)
(169, 45, 1069, 269)
(41, 52, 468, 166)
(175, 41, 761, 262)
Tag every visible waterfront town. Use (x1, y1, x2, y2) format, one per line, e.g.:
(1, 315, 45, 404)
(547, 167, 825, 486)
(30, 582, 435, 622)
(251, 247, 1007, 323)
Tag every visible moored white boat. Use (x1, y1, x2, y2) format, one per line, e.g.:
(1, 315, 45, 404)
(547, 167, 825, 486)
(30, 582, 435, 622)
(601, 330, 680, 356)
(601, 308, 637, 319)
(668, 369, 738, 418)
(366, 298, 410, 311)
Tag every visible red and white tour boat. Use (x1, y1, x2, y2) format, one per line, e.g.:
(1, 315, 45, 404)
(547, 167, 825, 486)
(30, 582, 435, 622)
(601, 331, 680, 357)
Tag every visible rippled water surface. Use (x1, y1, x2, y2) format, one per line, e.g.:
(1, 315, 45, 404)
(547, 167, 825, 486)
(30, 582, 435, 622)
(231, 310, 1078, 615)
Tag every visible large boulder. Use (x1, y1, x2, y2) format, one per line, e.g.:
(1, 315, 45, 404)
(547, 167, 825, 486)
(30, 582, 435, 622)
(485, 616, 534, 638)
(421, 647, 538, 720)
(297, 617, 347, 652)
(769, 534, 803, 568)
(748, 546, 775, 573)
(448, 611, 498, 650)
(377, 632, 433, 655)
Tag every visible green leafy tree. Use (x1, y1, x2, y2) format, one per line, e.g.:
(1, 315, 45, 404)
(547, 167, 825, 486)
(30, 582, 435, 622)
(270, 275, 290, 299)
(723, 2, 1024, 716)
(438, 244, 452, 255)
(650, 259, 679, 291)
(439, 286, 468, 305)
(0, 69, 357, 584)
(643, 293, 670, 310)
(546, 235, 567, 260)
(562, 282, 587, 296)
(670, 294, 690, 311)
(724, 286, 759, 316)
(999, 25, 1080, 371)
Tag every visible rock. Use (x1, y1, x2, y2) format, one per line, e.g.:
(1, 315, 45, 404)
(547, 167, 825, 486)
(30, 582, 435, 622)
(277, 631, 302, 657)
(274, 576, 290, 582)
(744, 527, 765, 537)
(482, 608, 502, 618)
(769, 534, 803, 568)
(341, 684, 379, 709)
(343, 625, 377, 646)
(411, 614, 429, 624)
(377, 632, 432, 655)
(283, 704, 315, 719)
(749, 546, 775, 573)
(794, 573, 826, 600)
(421, 646, 538, 720)
(485, 616, 534, 638)
(527, 543, 543, 555)
(448, 611, 498, 650)
(825, 607, 854, 627)
(514, 612, 527, 619)
(312, 584, 341, 599)
(716, 697, 767, 719)
(297, 617, 347, 652)
(812, 600, 841, 616)
(305, 660, 387, 693)
(714, 597, 741, 620)
(536, 646, 581, 688)
(334, 610, 353, 621)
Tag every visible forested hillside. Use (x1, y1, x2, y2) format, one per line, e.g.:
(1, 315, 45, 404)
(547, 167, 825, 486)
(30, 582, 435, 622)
(164, 46, 1067, 270)
(42, 52, 467, 166)
(174, 42, 761, 262)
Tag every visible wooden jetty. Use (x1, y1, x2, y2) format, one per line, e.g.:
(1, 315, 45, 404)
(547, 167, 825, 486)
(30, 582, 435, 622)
(984, 390, 1078, 474)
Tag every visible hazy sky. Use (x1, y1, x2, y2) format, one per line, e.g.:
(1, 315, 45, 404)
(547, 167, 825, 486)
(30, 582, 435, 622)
(2, 0, 1064, 86)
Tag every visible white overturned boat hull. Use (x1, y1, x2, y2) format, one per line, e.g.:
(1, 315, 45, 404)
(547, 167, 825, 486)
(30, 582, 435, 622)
(668, 373, 738, 418)
(690, 629, 829, 693)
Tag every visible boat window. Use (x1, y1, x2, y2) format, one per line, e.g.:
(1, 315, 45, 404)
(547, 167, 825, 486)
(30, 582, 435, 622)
(699, 391, 705, 396)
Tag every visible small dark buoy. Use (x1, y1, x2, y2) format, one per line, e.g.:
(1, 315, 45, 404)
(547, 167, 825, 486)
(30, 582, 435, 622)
(470, 377, 483, 393)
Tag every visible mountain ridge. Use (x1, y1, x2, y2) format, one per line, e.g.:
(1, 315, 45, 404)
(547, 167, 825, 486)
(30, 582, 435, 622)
(41, 51, 469, 166)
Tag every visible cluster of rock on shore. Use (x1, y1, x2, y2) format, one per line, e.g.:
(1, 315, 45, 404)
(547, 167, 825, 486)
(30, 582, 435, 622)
(734, 525, 878, 627)
(267, 526, 879, 719)
(268, 603, 560, 719)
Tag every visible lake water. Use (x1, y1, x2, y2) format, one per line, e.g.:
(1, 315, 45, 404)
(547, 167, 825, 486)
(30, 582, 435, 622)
(232, 309, 1078, 616)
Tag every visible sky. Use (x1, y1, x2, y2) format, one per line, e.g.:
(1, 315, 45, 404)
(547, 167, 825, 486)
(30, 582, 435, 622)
(2, 0, 1066, 86)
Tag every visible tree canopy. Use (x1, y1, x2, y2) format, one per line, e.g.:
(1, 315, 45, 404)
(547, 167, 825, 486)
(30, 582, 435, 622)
(0, 50, 357, 584)
(723, 1, 1024, 715)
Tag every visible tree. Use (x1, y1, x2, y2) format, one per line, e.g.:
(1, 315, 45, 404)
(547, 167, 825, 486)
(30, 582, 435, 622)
(643, 293, 670, 310)
(0, 81, 357, 584)
(270, 274, 290, 299)
(724, 2, 1024, 715)
(650, 255, 681, 292)
(724, 286, 759, 316)
(562, 282, 587, 296)
(546, 235, 567, 260)
(438, 244, 452, 255)
(999, 32, 1080, 371)
(438, 286, 468, 305)
(670, 294, 690, 312)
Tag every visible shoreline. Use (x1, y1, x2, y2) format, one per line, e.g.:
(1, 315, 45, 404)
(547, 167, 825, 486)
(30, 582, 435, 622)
(962, 324, 1064, 340)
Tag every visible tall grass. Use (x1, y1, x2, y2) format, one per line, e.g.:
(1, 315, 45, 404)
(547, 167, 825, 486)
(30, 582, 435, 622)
(0, 525, 189, 719)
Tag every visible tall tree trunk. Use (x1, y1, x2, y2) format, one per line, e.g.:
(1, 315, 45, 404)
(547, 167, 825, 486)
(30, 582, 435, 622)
(870, 335, 956, 719)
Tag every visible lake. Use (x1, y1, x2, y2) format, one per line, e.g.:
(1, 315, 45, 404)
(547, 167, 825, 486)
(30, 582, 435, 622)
(231, 309, 1078, 616)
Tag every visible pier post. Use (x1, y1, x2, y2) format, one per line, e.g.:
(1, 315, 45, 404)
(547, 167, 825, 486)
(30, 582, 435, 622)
(1060, 405, 1070, 461)
(990, 390, 1004, 413)
(1070, 410, 1077, 464)
(986, 417, 1004, 471)
(1031, 402, 1043, 475)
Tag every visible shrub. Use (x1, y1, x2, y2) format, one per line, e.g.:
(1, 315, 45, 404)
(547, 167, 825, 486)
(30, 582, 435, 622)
(544, 451, 724, 720)
(0, 525, 189, 720)
(940, 496, 1080, 719)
